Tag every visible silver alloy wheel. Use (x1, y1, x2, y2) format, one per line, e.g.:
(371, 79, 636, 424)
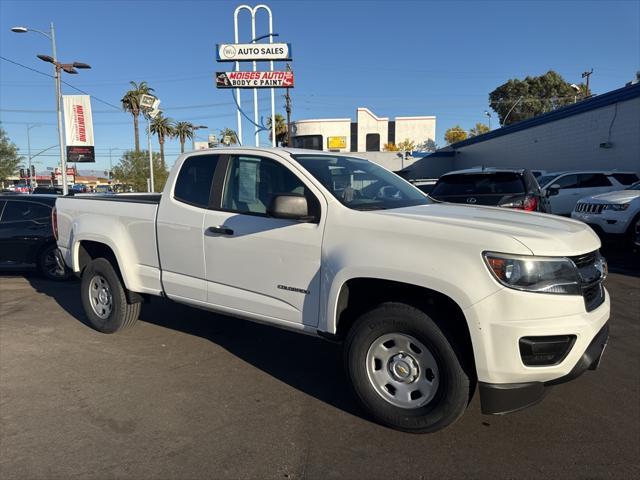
(43, 247, 66, 279)
(88, 274, 113, 319)
(366, 333, 440, 409)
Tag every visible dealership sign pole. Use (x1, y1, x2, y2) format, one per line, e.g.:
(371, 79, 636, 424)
(63, 95, 96, 164)
(220, 4, 292, 147)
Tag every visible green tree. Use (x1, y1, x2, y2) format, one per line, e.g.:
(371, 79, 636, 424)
(489, 71, 591, 126)
(0, 125, 22, 188)
(469, 123, 490, 137)
(219, 128, 239, 145)
(419, 139, 438, 152)
(266, 114, 288, 146)
(111, 150, 168, 193)
(396, 138, 416, 153)
(383, 142, 399, 152)
(121, 81, 154, 152)
(444, 126, 468, 145)
(150, 113, 175, 166)
(174, 121, 195, 153)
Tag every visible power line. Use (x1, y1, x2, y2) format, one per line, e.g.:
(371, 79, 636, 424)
(0, 56, 121, 111)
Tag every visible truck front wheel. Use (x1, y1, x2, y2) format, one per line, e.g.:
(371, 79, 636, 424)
(81, 258, 140, 333)
(345, 302, 471, 433)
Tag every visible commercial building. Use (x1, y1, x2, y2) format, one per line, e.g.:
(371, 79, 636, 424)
(403, 82, 640, 179)
(290, 107, 436, 153)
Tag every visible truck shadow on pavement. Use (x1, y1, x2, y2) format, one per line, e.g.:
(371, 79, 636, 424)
(21, 273, 365, 420)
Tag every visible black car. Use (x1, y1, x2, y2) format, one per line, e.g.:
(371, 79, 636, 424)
(32, 186, 65, 195)
(429, 168, 551, 213)
(0, 195, 70, 280)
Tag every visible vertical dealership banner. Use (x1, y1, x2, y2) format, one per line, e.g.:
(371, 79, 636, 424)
(63, 95, 96, 162)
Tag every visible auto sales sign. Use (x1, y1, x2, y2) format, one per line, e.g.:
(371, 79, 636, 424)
(63, 95, 95, 162)
(217, 43, 291, 62)
(216, 71, 294, 89)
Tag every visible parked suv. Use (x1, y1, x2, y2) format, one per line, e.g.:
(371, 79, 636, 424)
(537, 171, 639, 216)
(572, 181, 640, 242)
(0, 195, 70, 280)
(429, 168, 550, 212)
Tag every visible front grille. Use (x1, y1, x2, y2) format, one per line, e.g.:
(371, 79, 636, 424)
(570, 251, 597, 269)
(569, 251, 605, 312)
(575, 202, 605, 214)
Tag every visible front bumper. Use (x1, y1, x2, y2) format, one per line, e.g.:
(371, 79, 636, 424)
(479, 323, 609, 414)
(571, 210, 631, 235)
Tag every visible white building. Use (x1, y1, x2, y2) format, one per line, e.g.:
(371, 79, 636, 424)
(290, 107, 436, 154)
(402, 82, 640, 179)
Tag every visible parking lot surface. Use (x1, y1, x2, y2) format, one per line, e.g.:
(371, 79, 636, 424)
(1, 249, 639, 479)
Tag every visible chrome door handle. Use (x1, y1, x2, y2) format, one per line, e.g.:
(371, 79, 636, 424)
(206, 226, 234, 236)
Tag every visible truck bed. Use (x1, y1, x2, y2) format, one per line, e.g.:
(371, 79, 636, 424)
(55, 194, 162, 295)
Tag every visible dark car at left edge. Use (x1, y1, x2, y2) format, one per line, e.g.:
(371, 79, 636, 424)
(0, 194, 70, 280)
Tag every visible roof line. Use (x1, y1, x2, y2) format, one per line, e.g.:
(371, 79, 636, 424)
(447, 82, 640, 149)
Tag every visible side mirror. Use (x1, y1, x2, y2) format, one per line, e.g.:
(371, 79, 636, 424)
(267, 194, 314, 222)
(546, 184, 560, 197)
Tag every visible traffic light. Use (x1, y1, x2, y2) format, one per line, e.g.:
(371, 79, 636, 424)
(19, 168, 25, 178)
(30, 165, 36, 178)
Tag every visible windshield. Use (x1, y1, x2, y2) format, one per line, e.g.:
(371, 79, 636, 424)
(292, 154, 429, 210)
(536, 175, 559, 188)
(430, 173, 525, 197)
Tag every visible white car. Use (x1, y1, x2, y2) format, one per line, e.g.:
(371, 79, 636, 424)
(54, 148, 610, 433)
(572, 181, 640, 238)
(537, 171, 639, 216)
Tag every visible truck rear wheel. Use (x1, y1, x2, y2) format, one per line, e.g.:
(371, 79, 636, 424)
(345, 302, 471, 433)
(81, 258, 140, 333)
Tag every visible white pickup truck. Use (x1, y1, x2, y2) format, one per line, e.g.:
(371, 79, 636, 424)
(55, 148, 610, 433)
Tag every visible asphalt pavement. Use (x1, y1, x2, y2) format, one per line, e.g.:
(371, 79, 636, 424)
(1, 248, 638, 479)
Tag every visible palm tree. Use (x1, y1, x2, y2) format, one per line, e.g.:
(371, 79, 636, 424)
(121, 81, 154, 152)
(174, 121, 195, 153)
(266, 114, 287, 146)
(150, 113, 175, 166)
(219, 127, 238, 145)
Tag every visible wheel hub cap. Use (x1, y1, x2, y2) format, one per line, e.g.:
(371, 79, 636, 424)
(389, 353, 419, 383)
(365, 333, 440, 409)
(88, 275, 112, 319)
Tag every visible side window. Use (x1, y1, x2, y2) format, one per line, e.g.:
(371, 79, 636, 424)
(174, 154, 219, 208)
(221, 155, 317, 217)
(554, 175, 579, 189)
(1, 201, 50, 222)
(612, 173, 639, 185)
(579, 173, 612, 188)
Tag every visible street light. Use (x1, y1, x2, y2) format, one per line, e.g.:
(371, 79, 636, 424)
(191, 125, 209, 150)
(13, 22, 91, 196)
(26, 124, 42, 191)
(483, 111, 492, 130)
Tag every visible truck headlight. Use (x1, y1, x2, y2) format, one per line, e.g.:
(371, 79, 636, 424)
(483, 252, 581, 295)
(603, 203, 629, 211)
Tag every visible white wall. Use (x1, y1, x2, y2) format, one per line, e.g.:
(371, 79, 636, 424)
(453, 97, 640, 172)
(291, 118, 351, 151)
(350, 151, 420, 171)
(357, 108, 388, 152)
(395, 116, 436, 148)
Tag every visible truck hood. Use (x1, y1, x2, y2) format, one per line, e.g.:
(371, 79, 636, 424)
(374, 203, 600, 256)
(583, 189, 640, 204)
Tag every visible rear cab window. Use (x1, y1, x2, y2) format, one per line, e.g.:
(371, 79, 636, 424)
(174, 154, 220, 208)
(430, 173, 525, 197)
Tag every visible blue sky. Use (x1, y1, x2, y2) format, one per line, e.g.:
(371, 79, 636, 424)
(1, 0, 638, 173)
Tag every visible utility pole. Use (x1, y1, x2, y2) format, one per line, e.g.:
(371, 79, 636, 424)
(582, 68, 593, 97)
(284, 63, 292, 147)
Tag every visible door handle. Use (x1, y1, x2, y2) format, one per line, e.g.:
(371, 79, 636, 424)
(206, 226, 234, 236)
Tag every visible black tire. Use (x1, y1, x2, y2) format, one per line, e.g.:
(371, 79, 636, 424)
(38, 244, 71, 281)
(80, 258, 140, 333)
(625, 213, 640, 247)
(345, 302, 471, 433)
